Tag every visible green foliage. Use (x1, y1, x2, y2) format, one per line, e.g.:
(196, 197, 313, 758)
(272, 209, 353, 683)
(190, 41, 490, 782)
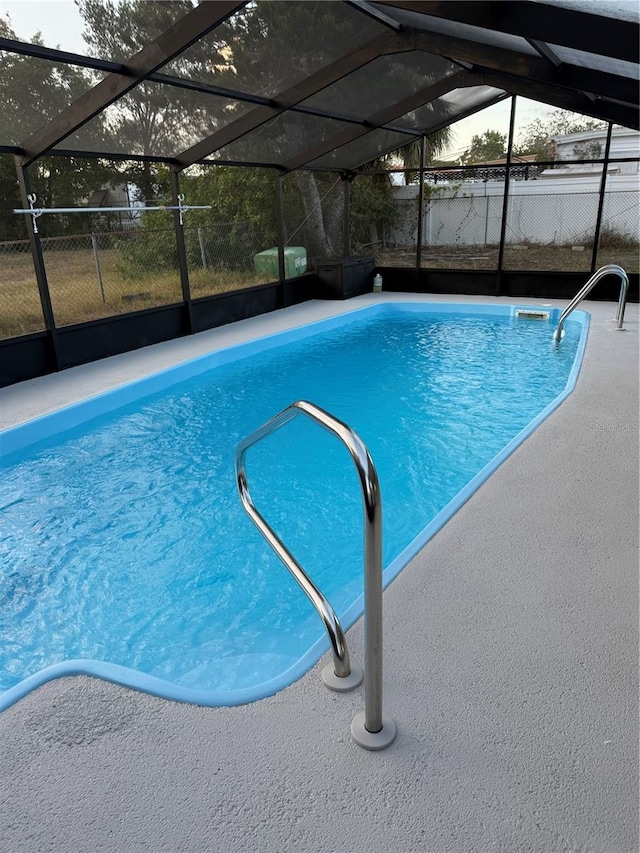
(349, 175, 397, 253)
(180, 166, 279, 232)
(572, 141, 602, 160)
(0, 17, 100, 143)
(0, 155, 23, 241)
(0, 14, 116, 238)
(116, 164, 279, 276)
(391, 129, 453, 185)
(210, 1, 381, 96)
(461, 130, 507, 164)
(77, 0, 222, 200)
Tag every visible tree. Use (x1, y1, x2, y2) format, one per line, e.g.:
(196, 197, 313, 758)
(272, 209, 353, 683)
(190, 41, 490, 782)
(77, 0, 219, 202)
(75, 1, 345, 254)
(0, 154, 22, 242)
(514, 109, 606, 161)
(429, 158, 460, 168)
(196, 1, 457, 258)
(461, 130, 507, 164)
(70, 1, 458, 258)
(393, 128, 453, 185)
(0, 15, 115, 238)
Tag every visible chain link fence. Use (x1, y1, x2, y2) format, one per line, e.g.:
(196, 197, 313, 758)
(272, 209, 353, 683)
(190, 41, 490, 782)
(376, 179, 639, 273)
(421, 191, 502, 270)
(502, 190, 600, 271)
(185, 222, 278, 296)
(596, 188, 640, 271)
(0, 237, 45, 338)
(2, 173, 638, 341)
(0, 221, 281, 336)
(39, 229, 183, 327)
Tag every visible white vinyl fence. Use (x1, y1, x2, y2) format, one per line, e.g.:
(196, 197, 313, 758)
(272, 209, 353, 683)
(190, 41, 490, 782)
(390, 174, 640, 248)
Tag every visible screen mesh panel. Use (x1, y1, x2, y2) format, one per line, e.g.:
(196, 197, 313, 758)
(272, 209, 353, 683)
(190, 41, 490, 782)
(0, 152, 46, 337)
(528, 0, 639, 23)
(0, 52, 105, 146)
(57, 83, 254, 158)
(0, 1, 87, 54)
(545, 45, 639, 80)
(73, 0, 198, 63)
(392, 87, 507, 134)
(299, 52, 458, 121)
(596, 170, 640, 273)
(307, 128, 416, 171)
(208, 112, 353, 166)
(162, 0, 386, 98)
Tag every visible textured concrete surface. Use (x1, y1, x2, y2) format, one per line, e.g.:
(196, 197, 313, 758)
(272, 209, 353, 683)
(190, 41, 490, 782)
(1, 294, 638, 853)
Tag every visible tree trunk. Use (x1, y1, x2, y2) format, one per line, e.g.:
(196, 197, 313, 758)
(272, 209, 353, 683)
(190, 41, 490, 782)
(324, 180, 345, 256)
(295, 170, 333, 261)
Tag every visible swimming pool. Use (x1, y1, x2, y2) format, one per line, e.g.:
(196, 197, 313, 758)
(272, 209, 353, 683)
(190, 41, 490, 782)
(0, 302, 588, 710)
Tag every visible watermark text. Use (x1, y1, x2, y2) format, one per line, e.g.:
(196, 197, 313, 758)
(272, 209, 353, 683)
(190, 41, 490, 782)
(589, 422, 638, 433)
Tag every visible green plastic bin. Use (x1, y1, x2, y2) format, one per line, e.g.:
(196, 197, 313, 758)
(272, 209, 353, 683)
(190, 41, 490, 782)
(253, 246, 307, 280)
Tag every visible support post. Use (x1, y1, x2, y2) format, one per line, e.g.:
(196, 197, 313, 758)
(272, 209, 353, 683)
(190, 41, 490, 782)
(275, 175, 286, 290)
(343, 175, 351, 257)
(416, 135, 426, 282)
(496, 96, 517, 296)
(14, 156, 60, 371)
(170, 169, 193, 334)
(197, 227, 208, 271)
(91, 234, 106, 302)
(591, 123, 614, 273)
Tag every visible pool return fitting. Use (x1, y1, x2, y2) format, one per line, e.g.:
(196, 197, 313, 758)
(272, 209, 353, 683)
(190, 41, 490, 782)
(553, 264, 628, 343)
(235, 400, 397, 751)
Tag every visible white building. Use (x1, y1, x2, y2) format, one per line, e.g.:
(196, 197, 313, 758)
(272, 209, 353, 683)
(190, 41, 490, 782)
(550, 126, 640, 176)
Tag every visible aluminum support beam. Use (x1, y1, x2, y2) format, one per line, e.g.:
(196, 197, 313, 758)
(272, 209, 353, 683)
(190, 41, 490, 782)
(275, 176, 286, 284)
(281, 70, 477, 173)
(375, 1, 640, 64)
(409, 30, 638, 107)
(174, 30, 414, 170)
(496, 96, 517, 295)
(343, 176, 352, 257)
(474, 68, 639, 131)
(591, 124, 614, 274)
(14, 157, 60, 369)
(416, 135, 426, 277)
(526, 39, 563, 69)
(169, 170, 193, 334)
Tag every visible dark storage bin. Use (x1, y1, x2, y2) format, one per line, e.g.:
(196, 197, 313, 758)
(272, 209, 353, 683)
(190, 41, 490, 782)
(314, 256, 375, 300)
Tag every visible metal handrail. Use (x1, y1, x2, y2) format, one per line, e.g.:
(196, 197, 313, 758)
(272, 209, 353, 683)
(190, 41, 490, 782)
(236, 450, 351, 680)
(553, 264, 628, 342)
(235, 400, 394, 745)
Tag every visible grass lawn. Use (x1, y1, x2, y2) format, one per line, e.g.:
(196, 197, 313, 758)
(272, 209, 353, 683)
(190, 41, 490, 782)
(0, 248, 270, 338)
(376, 244, 640, 272)
(2, 242, 637, 339)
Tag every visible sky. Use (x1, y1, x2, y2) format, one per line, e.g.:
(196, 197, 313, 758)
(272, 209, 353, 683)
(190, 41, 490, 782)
(0, 0, 553, 158)
(0, 0, 86, 53)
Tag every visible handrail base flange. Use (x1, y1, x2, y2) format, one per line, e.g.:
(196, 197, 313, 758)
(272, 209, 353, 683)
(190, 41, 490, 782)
(322, 663, 363, 692)
(351, 711, 397, 751)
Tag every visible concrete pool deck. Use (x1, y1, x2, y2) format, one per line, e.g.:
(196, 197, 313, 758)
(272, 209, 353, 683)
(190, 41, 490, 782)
(1, 293, 638, 853)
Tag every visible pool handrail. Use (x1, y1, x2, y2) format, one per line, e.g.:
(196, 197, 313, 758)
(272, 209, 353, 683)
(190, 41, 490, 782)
(553, 264, 628, 342)
(235, 400, 396, 750)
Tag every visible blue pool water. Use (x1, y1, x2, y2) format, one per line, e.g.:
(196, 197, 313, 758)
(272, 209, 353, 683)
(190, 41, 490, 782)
(0, 303, 588, 710)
